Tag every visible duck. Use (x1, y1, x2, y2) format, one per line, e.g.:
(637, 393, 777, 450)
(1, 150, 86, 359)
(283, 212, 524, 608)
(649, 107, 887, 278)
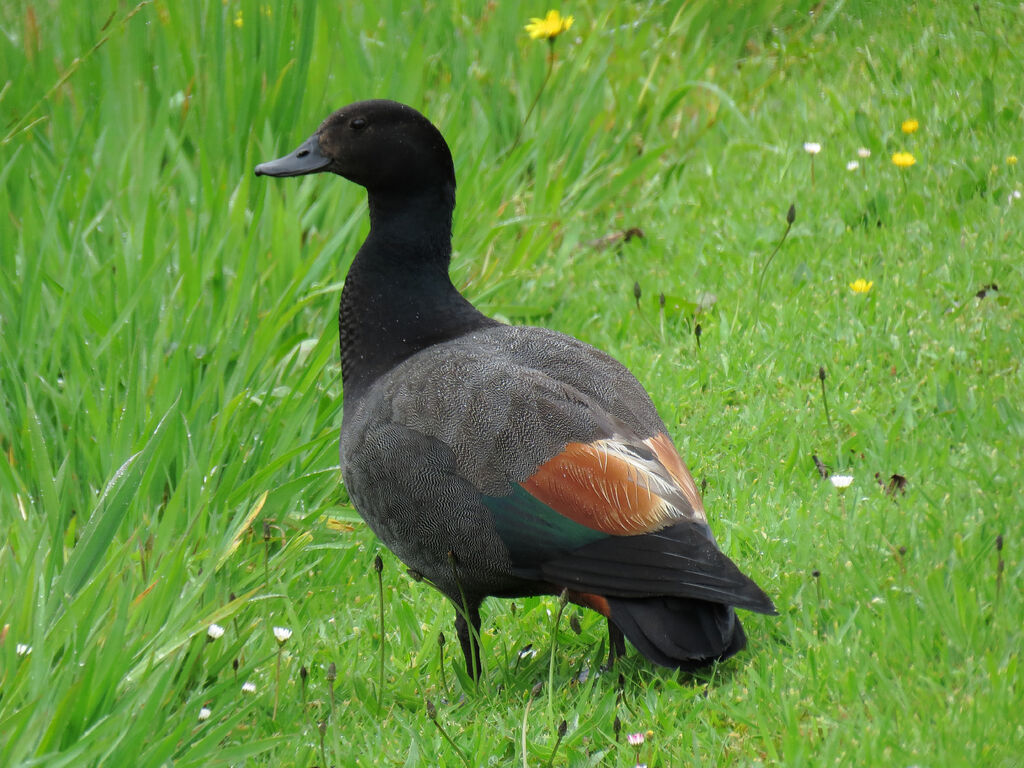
(255, 100, 776, 678)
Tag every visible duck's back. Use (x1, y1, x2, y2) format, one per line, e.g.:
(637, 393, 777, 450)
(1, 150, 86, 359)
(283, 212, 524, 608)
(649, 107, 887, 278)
(341, 324, 669, 492)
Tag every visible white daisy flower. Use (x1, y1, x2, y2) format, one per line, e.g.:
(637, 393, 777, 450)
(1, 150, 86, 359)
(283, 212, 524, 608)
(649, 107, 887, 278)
(272, 626, 292, 644)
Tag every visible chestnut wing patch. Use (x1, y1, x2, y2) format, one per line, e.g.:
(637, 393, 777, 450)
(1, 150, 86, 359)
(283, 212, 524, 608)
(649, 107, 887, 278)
(483, 432, 709, 570)
(521, 434, 706, 536)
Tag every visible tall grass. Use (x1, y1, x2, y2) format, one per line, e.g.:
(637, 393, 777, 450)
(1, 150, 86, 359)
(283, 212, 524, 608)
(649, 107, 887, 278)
(1, 1, 1021, 765)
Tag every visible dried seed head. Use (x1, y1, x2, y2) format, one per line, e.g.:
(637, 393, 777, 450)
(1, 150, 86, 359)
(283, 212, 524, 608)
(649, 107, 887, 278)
(438, 631, 446, 648)
(819, 366, 827, 382)
(373, 554, 383, 573)
(787, 203, 796, 224)
(300, 665, 308, 681)
(558, 719, 567, 738)
(327, 662, 337, 682)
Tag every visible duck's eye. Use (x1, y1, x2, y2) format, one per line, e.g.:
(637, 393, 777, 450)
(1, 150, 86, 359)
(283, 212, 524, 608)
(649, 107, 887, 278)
(350, 117, 368, 131)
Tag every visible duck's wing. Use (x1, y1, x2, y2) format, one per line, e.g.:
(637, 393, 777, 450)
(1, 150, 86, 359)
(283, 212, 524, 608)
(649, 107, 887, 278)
(482, 425, 776, 615)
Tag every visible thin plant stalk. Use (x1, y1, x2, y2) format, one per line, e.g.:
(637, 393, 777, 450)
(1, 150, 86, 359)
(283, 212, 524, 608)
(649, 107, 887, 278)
(327, 662, 336, 720)
(812, 569, 824, 638)
(374, 554, 385, 708)
(521, 691, 535, 768)
(273, 646, 282, 720)
(753, 203, 796, 329)
(438, 632, 449, 693)
(819, 366, 833, 430)
(427, 699, 471, 768)
(511, 40, 555, 151)
(547, 590, 569, 723)
(545, 720, 568, 768)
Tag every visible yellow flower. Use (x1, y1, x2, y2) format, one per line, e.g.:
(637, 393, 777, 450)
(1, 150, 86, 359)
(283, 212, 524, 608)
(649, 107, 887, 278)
(901, 119, 919, 134)
(525, 10, 574, 40)
(233, 9, 243, 27)
(850, 279, 874, 294)
(1008, 155, 1019, 166)
(892, 151, 916, 168)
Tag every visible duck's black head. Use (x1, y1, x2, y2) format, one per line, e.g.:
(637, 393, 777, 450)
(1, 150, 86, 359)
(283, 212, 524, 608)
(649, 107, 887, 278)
(255, 100, 455, 202)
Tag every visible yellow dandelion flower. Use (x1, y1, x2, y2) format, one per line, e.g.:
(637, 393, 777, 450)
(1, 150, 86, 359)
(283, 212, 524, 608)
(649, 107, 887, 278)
(850, 279, 874, 294)
(525, 10, 574, 40)
(1008, 155, 1019, 166)
(233, 10, 243, 27)
(892, 151, 916, 168)
(901, 119, 919, 134)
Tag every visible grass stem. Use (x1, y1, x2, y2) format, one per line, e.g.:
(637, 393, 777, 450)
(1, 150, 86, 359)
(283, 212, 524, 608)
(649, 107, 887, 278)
(547, 590, 569, 724)
(374, 554, 385, 709)
(753, 203, 796, 329)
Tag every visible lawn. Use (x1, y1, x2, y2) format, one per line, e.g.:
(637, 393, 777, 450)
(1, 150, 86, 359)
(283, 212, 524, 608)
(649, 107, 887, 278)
(1, 1, 1021, 766)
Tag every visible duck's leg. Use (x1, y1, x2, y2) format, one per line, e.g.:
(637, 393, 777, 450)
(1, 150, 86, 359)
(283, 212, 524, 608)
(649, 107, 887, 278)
(607, 618, 627, 668)
(454, 601, 483, 680)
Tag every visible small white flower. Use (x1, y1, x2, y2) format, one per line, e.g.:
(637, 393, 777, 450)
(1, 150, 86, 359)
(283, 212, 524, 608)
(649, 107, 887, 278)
(16, 643, 32, 656)
(627, 732, 645, 746)
(241, 681, 257, 694)
(803, 142, 821, 155)
(1010, 190, 1022, 204)
(198, 706, 212, 721)
(272, 626, 292, 644)
(857, 147, 871, 158)
(846, 160, 859, 171)
(207, 623, 225, 640)
(830, 474, 854, 489)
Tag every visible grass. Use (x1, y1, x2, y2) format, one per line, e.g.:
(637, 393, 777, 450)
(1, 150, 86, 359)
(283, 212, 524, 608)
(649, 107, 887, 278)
(1, 1, 1021, 765)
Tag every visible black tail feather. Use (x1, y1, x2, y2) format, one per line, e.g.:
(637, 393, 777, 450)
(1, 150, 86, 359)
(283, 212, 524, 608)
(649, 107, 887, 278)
(540, 521, 778, 615)
(606, 596, 748, 669)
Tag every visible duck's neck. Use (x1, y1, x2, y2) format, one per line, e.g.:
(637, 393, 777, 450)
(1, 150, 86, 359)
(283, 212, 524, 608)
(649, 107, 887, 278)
(339, 188, 494, 401)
